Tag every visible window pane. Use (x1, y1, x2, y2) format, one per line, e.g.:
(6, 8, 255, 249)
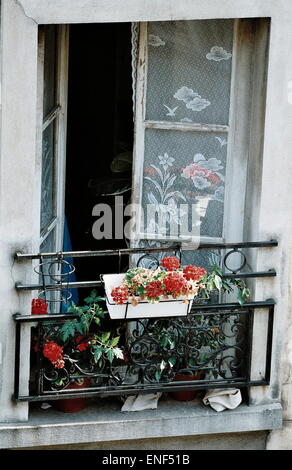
(40, 228, 55, 254)
(43, 25, 57, 117)
(146, 20, 233, 125)
(41, 122, 55, 231)
(142, 128, 227, 239)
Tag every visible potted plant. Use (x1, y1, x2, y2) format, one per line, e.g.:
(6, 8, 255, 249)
(32, 290, 124, 412)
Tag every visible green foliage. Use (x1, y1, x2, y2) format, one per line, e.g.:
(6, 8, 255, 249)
(41, 290, 124, 373)
(59, 290, 105, 342)
(199, 265, 250, 306)
(91, 332, 124, 365)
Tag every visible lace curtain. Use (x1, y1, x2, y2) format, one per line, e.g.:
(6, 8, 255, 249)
(141, 20, 234, 245)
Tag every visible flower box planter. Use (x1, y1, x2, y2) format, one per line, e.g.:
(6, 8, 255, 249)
(102, 273, 195, 320)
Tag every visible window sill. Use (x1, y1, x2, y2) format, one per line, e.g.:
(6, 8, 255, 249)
(0, 397, 283, 449)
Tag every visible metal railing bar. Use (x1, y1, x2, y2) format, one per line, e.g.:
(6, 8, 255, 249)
(15, 280, 103, 291)
(13, 322, 21, 401)
(13, 312, 79, 322)
(245, 308, 254, 386)
(13, 379, 269, 402)
(264, 305, 275, 384)
(14, 240, 278, 261)
(223, 269, 276, 279)
(190, 299, 275, 311)
(14, 270, 277, 292)
(14, 245, 180, 260)
(12, 299, 276, 323)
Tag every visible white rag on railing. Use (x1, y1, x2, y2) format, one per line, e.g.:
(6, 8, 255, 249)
(202, 388, 242, 412)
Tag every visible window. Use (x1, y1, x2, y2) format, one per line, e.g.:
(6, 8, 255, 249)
(132, 19, 269, 273)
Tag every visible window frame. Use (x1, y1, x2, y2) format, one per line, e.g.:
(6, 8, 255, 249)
(38, 24, 69, 253)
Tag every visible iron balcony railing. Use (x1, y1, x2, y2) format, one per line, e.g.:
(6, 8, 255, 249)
(13, 240, 277, 402)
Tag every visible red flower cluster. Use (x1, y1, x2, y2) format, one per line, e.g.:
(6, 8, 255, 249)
(145, 281, 164, 299)
(111, 286, 129, 304)
(43, 341, 64, 368)
(31, 298, 48, 315)
(183, 265, 206, 281)
(110, 259, 208, 306)
(164, 272, 188, 296)
(161, 256, 180, 271)
(76, 335, 90, 352)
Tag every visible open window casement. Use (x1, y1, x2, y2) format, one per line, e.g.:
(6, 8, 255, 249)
(38, 25, 69, 254)
(36, 25, 69, 307)
(131, 19, 269, 269)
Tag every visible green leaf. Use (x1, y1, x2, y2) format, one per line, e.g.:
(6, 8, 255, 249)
(59, 320, 78, 341)
(75, 318, 86, 335)
(237, 289, 245, 306)
(136, 285, 146, 296)
(113, 347, 124, 360)
(107, 348, 114, 363)
(214, 274, 222, 290)
(168, 357, 176, 368)
(53, 378, 64, 386)
(101, 332, 111, 343)
(159, 335, 168, 348)
(110, 336, 120, 347)
(93, 346, 103, 363)
(160, 359, 167, 371)
(155, 370, 161, 382)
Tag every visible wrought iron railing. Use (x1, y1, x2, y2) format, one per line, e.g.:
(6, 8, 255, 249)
(13, 240, 277, 402)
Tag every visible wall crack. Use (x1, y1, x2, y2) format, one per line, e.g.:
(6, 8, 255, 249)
(13, 0, 38, 25)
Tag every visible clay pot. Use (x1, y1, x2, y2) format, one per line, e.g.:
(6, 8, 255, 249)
(169, 371, 204, 401)
(53, 378, 91, 413)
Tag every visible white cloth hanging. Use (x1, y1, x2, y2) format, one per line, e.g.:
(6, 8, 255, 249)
(203, 388, 242, 412)
(121, 393, 162, 412)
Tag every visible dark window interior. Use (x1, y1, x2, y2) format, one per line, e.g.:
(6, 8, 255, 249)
(65, 23, 133, 289)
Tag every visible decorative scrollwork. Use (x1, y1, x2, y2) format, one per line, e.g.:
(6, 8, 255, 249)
(35, 307, 249, 395)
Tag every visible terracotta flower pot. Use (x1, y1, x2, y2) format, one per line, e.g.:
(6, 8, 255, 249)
(169, 371, 204, 401)
(53, 378, 91, 413)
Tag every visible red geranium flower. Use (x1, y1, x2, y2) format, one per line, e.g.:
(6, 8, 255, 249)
(111, 286, 129, 304)
(77, 341, 90, 352)
(161, 256, 180, 271)
(145, 281, 164, 299)
(163, 272, 188, 296)
(76, 335, 92, 351)
(183, 265, 207, 281)
(43, 342, 63, 366)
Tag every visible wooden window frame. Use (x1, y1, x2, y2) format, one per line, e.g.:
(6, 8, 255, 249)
(37, 25, 69, 253)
